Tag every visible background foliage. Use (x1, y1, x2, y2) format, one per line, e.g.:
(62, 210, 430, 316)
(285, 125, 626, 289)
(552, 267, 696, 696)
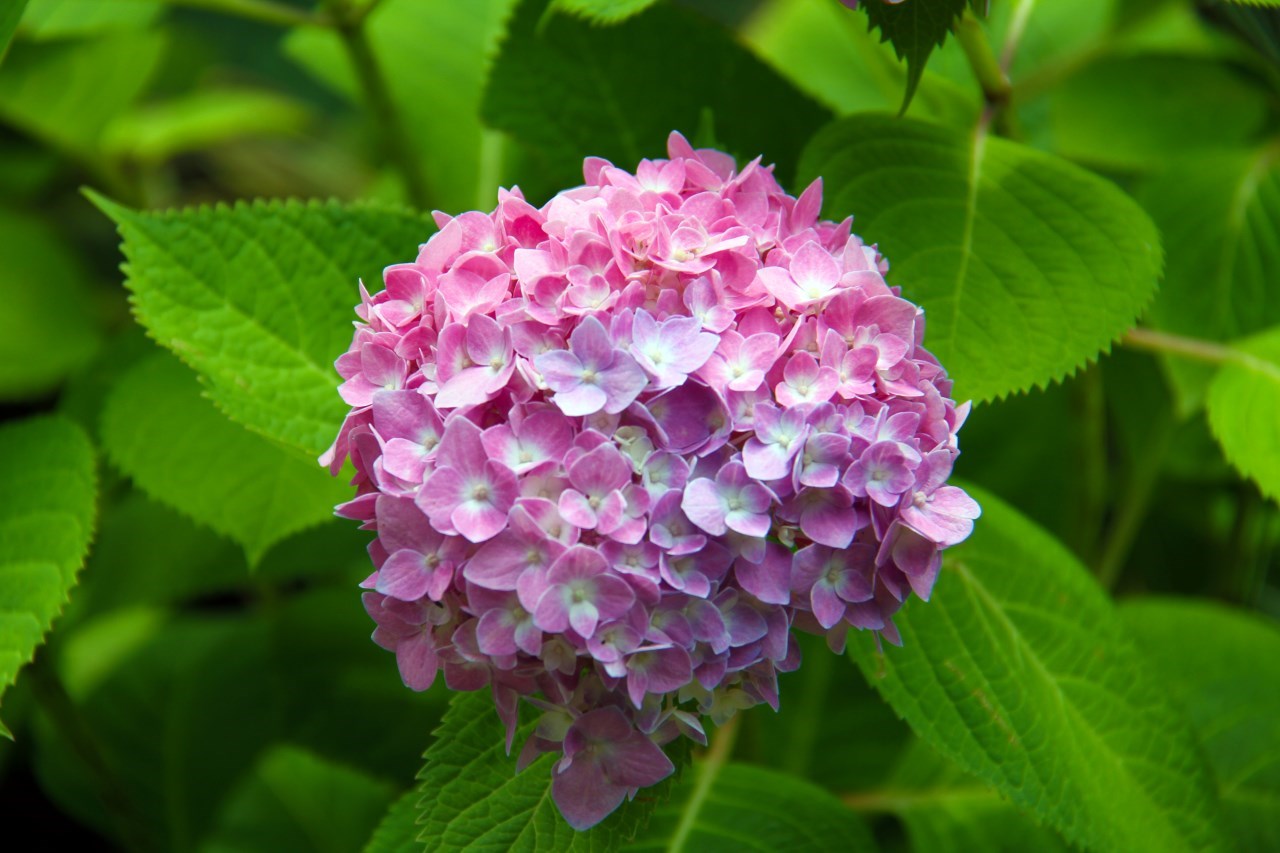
(0, 0, 1277, 850)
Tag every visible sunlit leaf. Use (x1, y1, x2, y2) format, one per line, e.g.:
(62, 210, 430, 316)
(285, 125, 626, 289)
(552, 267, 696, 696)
(91, 193, 431, 457)
(100, 353, 349, 565)
(0, 415, 96, 737)
(800, 114, 1161, 401)
(1206, 326, 1280, 501)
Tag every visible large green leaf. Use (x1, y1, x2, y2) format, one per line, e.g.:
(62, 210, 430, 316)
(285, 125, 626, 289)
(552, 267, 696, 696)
(799, 114, 1162, 402)
(1142, 147, 1280, 412)
(0, 415, 96, 737)
(0, 29, 166, 159)
(848, 487, 1226, 852)
(483, 0, 830, 200)
(1206, 326, 1280, 501)
(100, 352, 350, 565)
(364, 788, 420, 853)
(284, 0, 515, 212)
(1047, 56, 1268, 172)
(91, 194, 432, 457)
(857, 0, 966, 110)
(204, 745, 396, 853)
(0, 0, 28, 64)
(851, 738, 1069, 853)
(742, 0, 979, 126)
(625, 761, 878, 852)
(1122, 599, 1280, 853)
(0, 206, 102, 401)
(417, 690, 667, 850)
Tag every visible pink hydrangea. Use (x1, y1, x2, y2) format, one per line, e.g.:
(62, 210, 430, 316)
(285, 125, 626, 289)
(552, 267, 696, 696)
(324, 132, 978, 830)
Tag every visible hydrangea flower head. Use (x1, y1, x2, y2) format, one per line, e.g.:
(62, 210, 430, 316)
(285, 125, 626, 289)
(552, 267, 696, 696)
(325, 132, 978, 829)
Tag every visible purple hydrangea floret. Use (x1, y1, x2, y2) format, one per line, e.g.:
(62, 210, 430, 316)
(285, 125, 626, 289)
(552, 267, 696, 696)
(324, 132, 979, 829)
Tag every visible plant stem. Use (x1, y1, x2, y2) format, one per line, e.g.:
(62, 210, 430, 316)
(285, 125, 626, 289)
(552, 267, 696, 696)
(843, 784, 997, 813)
(1120, 327, 1237, 366)
(1069, 364, 1108, 565)
(28, 652, 153, 852)
(955, 10, 1011, 108)
(999, 0, 1035, 72)
(1094, 413, 1174, 590)
(327, 0, 431, 209)
(164, 0, 328, 28)
(668, 714, 740, 852)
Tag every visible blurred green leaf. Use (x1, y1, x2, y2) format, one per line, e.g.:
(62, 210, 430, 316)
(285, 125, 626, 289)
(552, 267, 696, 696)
(1206, 326, 1280, 501)
(850, 739, 1069, 853)
(284, 0, 515, 211)
(37, 588, 442, 850)
(848, 487, 1226, 852)
(551, 0, 658, 23)
(1048, 55, 1268, 171)
(0, 0, 28, 64)
(204, 745, 396, 853)
(101, 88, 311, 165)
(100, 353, 349, 566)
(19, 0, 162, 40)
(985, 0, 1115, 82)
(0, 29, 166, 159)
(1123, 598, 1280, 853)
(800, 114, 1162, 402)
(0, 415, 96, 737)
(1142, 146, 1280, 412)
(742, 0, 979, 126)
(417, 690, 664, 850)
(364, 787, 420, 853)
(747, 630, 908, 790)
(625, 761, 877, 852)
(90, 194, 432, 457)
(0, 206, 102, 401)
(483, 0, 830, 199)
(857, 0, 966, 111)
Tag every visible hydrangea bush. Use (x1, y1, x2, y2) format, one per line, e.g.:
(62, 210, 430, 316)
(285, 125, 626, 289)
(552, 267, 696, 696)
(324, 133, 978, 828)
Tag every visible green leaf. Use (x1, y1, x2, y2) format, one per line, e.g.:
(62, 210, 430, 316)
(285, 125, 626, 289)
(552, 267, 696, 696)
(551, 0, 659, 24)
(742, 0, 980, 126)
(18, 0, 162, 40)
(0, 29, 166, 159)
(799, 114, 1162, 402)
(1141, 147, 1280, 412)
(90, 194, 432, 457)
(204, 745, 396, 853)
(364, 788, 421, 853)
(284, 0, 515, 211)
(0, 0, 28, 64)
(101, 87, 312, 165)
(1206, 326, 1280, 501)
(417, 690, 668, 850)
(0, 205, 102, 401)
(858, 0, 966, 110)
(848, 486, 1226, 852)
(626, 762, 878, 852)
(0, 415, 96, 737)
(100, 352, 350, 565)
(483, 0, 830, 200)
(1048, 56, 1269, 172)
(1122, 598, 1280, 853)
(852, 739, 1069, 853)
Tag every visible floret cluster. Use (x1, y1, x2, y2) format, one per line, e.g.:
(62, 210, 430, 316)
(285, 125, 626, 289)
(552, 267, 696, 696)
(324, 133, 978, 829)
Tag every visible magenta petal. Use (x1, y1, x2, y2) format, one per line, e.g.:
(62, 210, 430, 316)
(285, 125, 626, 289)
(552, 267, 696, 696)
(395, 633, 439, 691)
(681, 478, 727, 535)
(376, 550, 432, 601)
(811, 582, 846, 630)
(735, 548, 791, 605)
(553, 755, 626, 831)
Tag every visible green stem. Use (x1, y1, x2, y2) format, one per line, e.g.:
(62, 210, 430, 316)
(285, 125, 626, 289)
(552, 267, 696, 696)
(843, 784, 997, 813)
(328, 1, 431, 209)
(28, 652, 154, 852)
(1069, 364, 1108, 564)
(1094, 413, 1175, 590)
(998, 0, 1035, 72)
(1120, 327, 1237, 366)
(163, 0, 327, 28)
(668, 714, 740, 852)
(954, 10, 1011, 108)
